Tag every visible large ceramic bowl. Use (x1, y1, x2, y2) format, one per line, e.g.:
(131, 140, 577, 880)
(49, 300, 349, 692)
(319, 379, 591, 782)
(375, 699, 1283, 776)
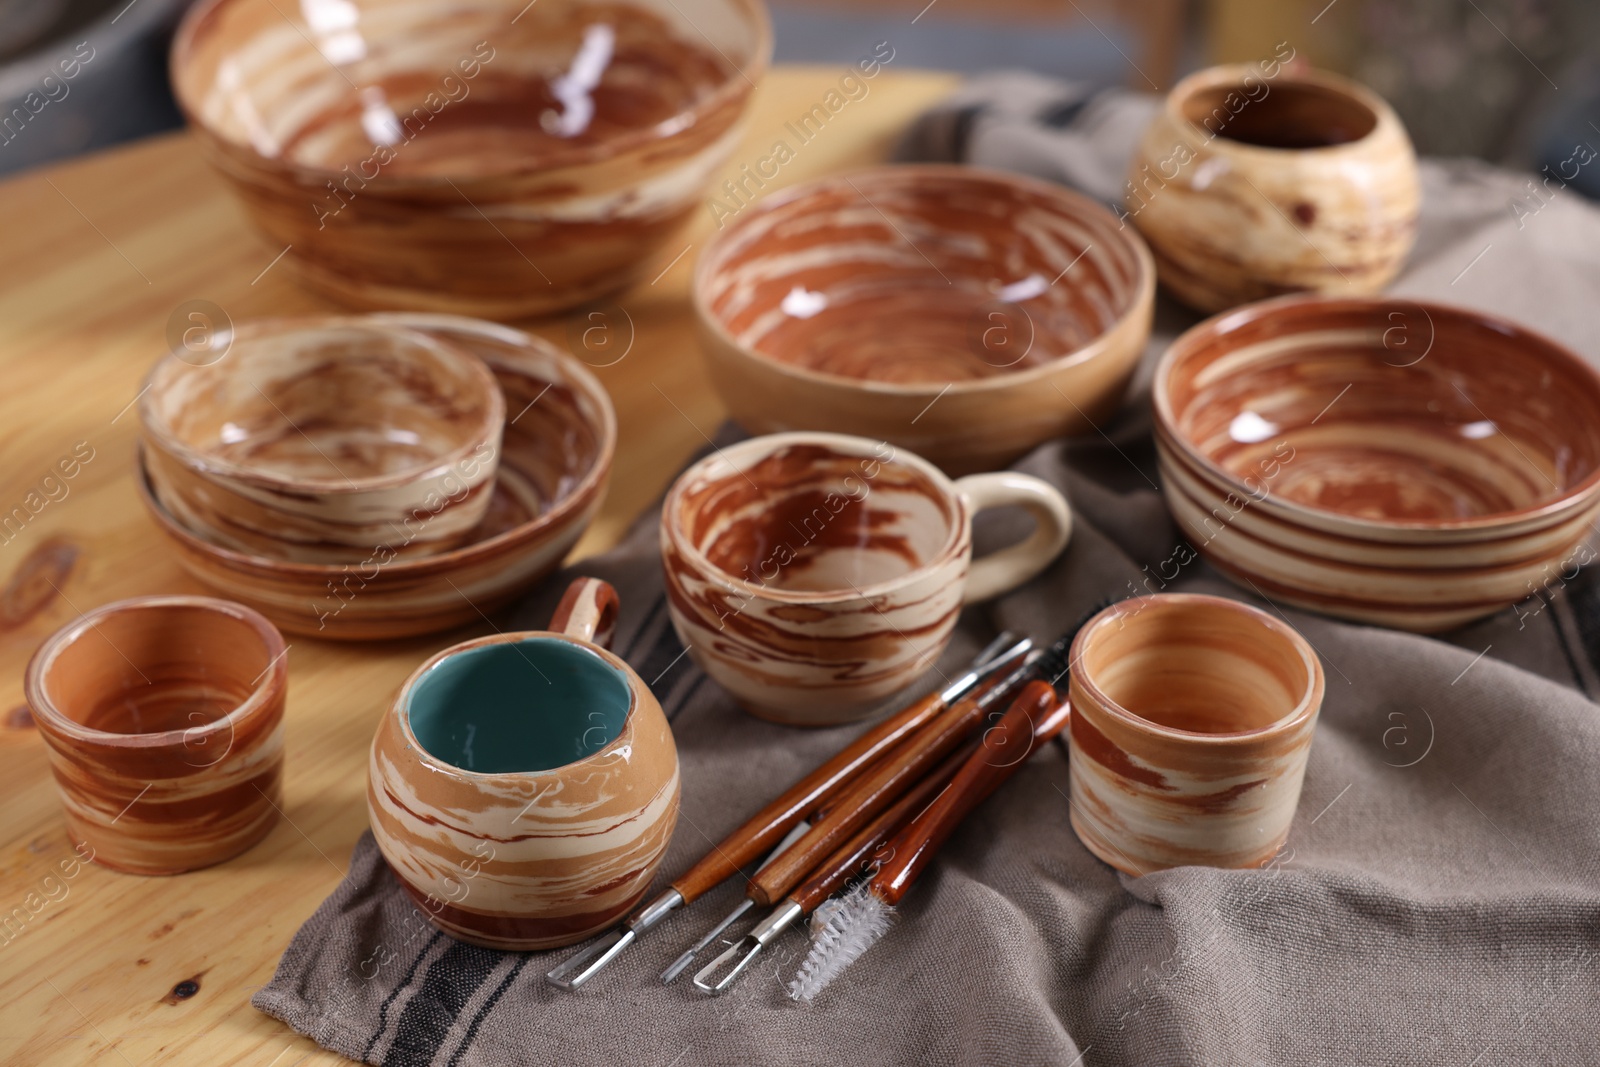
(1153, 296, 1600, 631)
(171, 0, 770, 317)
(1128, 63, 1419, 313)
(694, 165, 1155, 475)
(139, 316, 616, 639)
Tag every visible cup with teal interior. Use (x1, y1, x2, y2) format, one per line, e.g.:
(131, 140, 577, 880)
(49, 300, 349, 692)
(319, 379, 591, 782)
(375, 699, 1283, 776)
(368, 578, 681, 950)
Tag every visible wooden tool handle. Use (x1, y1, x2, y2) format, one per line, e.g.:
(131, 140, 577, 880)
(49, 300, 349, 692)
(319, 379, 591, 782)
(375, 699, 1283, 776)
(747, 686, 998, 906)
(669, 685, 953, 903)
(788, 743, 969, 915)
(871, 681, 1068, 907)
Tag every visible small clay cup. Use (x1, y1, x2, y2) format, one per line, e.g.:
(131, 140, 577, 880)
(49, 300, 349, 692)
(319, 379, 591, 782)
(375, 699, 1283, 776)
(368, 578, 679, 950)
(140, 317, 504, 564)
(1128, 63, 1419, 313)
(1067, 594, 1324, 873)
(661, 431, 1074, 725)
(24, 596, 289, 875)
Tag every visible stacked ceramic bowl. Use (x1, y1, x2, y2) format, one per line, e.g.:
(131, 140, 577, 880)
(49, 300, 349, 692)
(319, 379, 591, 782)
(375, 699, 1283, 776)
(137, 315, 615, 639)
(1153, 295, 1600, 632)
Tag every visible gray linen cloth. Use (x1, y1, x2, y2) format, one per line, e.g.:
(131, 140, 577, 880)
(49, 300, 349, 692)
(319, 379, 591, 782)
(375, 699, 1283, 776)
(254, 76, 1600, 1065)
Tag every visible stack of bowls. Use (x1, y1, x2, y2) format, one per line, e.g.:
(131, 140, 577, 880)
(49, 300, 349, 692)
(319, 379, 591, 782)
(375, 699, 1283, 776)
(138, 315, 615, 639)
(1153, 295, 1600, 632)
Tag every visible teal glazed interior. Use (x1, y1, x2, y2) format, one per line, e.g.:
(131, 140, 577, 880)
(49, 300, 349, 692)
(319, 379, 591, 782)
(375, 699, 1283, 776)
(406, 638, 633, 774)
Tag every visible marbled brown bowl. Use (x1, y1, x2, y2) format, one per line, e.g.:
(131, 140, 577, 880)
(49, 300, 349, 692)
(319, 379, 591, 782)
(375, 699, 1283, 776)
(141, 317, 504, 564)
(171, 0, 770, 317)
(139, 316, 615, 640)
(694, 165, 1155, 475)
(24, 595, 288, 875)
(1128, 63, 1419, 313)
(1153, 296, 1600, 631)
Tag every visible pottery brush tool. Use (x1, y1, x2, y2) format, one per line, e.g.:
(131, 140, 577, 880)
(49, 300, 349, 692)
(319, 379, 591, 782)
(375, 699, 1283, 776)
(733, 629, 1075, 919)
(788, 680, 1072, 1002)
(545, 632, 1032, 990)
(691, 680, 1064, 996)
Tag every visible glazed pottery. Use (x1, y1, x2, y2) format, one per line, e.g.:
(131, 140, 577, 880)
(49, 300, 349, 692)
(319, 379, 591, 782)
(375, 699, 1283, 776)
(24, 596, 288, 875)
(368, 577, 679, 950)
(1153, 295, 1600, 632)
(141, 317, 504, 564)
(139, 315, 615, 639)
(1067, 594, 1324, 873)
(1127, 63, 1418, 313)
(170, 0, 770, 317)
(662, 431, 1073, 725)
(694, 165, 1154, 475)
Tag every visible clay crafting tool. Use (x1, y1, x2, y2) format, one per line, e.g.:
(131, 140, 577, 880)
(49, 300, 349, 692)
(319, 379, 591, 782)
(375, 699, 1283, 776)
(545, 632, 1032, 990)
(788, 681, 1072, 1002)
(691, 680, 1064, 996)
(739, 630, 1076, 913)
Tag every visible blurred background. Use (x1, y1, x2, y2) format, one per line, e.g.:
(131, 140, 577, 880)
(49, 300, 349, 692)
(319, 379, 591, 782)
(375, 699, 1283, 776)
(3, 0, 1597, 196)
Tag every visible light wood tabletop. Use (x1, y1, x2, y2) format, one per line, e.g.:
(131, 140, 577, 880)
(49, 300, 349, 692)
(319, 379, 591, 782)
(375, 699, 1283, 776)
(0, 65, 959, 1067)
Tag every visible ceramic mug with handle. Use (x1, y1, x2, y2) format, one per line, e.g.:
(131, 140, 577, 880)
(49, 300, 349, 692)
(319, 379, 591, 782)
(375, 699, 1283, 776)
(368, 577, 679, 950)
(661, 431, 1073, 726)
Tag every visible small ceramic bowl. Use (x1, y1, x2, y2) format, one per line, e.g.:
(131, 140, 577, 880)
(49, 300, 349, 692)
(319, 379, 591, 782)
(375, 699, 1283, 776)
(1128, 63, 1419, 313)
(1067, 594, 1324, 873)
(141, 317, 504, 565)
(170, 0, 770, 317)
(1153, 296, 1600, 631)
(661, 431, 1072, 724)
(694, 165, 1155, 475)
(369, 578, 679, 950)
(139, 315, 615, 640)
(24, 596, 288, 875)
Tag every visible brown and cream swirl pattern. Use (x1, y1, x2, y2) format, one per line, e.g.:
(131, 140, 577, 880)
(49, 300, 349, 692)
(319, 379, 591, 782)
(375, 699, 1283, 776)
(1153, 296, 1600, 631)
(368, 614, 679, 951)
(1067, 594, 1324, 874)
(24, 596, 288, 876)
(172, 0, 770, 317)
(694, 165, 1154, 474)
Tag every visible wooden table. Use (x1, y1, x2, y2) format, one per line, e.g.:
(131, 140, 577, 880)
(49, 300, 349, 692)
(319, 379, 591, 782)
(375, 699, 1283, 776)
(0, 66, 958, 1066)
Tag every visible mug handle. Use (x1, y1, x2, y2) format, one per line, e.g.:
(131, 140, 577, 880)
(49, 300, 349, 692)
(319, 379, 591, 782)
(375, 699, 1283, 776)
(953, 473, 1074, 604)
(549, 578, 621, 649)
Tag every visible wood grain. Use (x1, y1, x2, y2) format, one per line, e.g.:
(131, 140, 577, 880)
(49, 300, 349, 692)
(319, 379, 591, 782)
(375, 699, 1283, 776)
(0, 66, 958, 1067)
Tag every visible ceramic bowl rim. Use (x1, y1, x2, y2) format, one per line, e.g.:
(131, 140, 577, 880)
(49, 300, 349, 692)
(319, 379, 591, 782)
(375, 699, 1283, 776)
(661, 430, 970, 604)
(1069, 592, 1325, 744)
(691, 162, 1157, 397)
(24, 594, 288, 749)
(1164, 62, 1403, 158)
(135, 316, 617, 579)
(393, 630, 640, 782)
(169, 0, 774, 185)
(139, 316, 506, 496)
(1151, 293, 1600, 532)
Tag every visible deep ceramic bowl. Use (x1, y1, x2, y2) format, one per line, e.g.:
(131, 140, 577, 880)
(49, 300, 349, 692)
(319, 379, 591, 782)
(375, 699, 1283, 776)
(1153, 296, 1600, 631)
(694, 165, 1155, 475)
(1067, 594, 1324, 873)
(1128, 63, 1419, 313)
(171, 0, 770, 316)
(24, 595, 288, 875)
(141, 317, 504, 564)
(140, 315, 615, 639)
